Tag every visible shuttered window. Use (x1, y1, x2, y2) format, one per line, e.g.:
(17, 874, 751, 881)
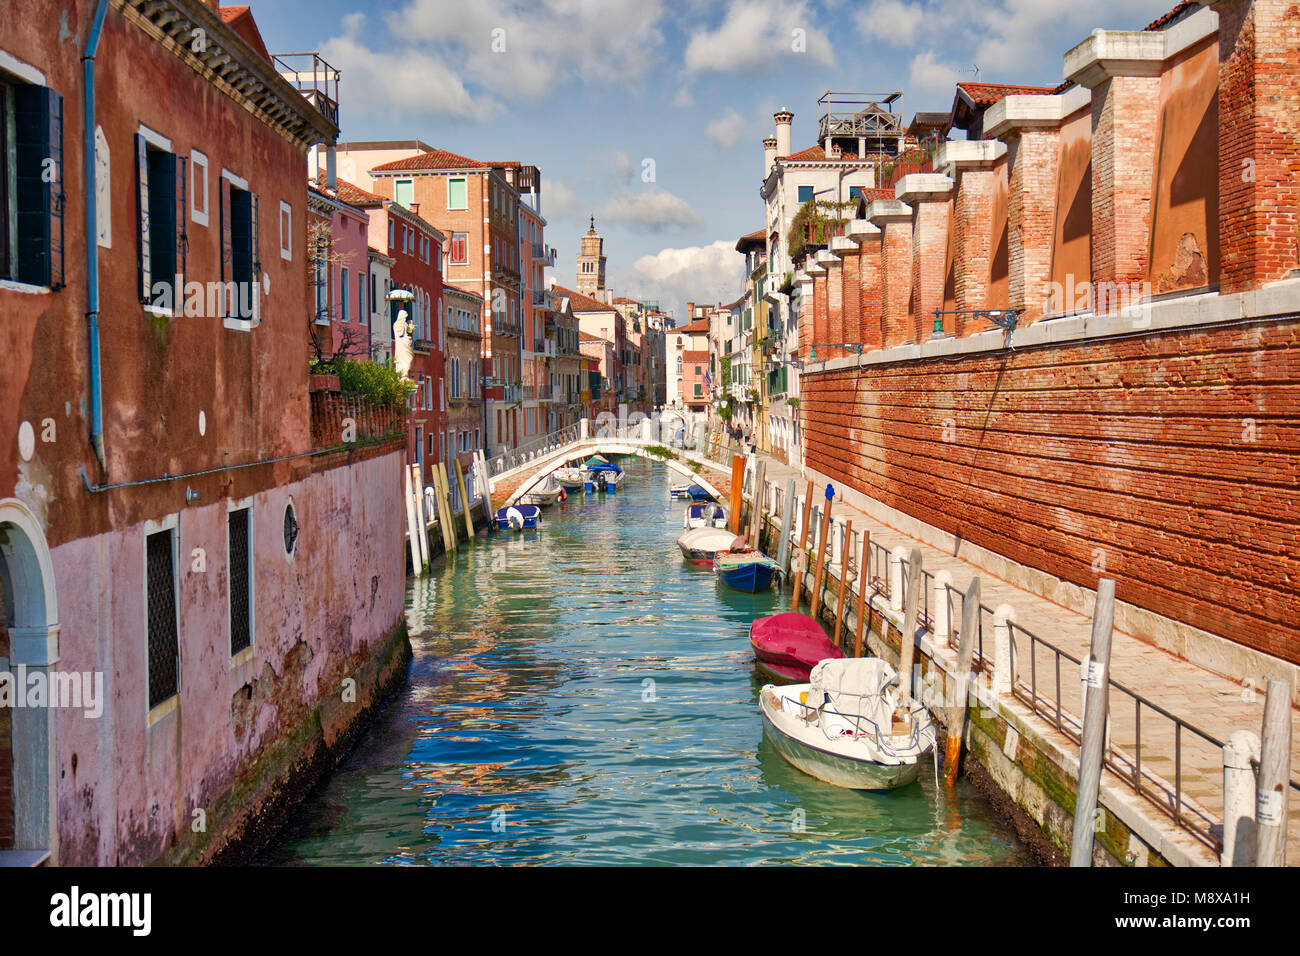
(447, 177, 467, 210)
(219, 175, 259, 322)
(135, 134, 185, 308)
(3, 82, 64, 288)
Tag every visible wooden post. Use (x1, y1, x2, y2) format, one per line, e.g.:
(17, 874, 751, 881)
(777, 478, 796, 573)
(1069, 578, 1115, 867)
(454, 458, 474, 541)
(728, 454, 745, 536)
(1222, 731, 1261, 867)
(854, 530, 870, 657)
(1256, 677, 1293, 867)
(834, 522, 853, 646)
(476, 450, 495, 533)
(944, 575, 981, 789)
(435, 462, 456, 553)
(403, 466, 422, 575)
(411, 463, 431, 570)
(809, 495, 833, 619)
(899, 547, 922, 702)
(749, 460, 767, 548)
(790, 482, 814, 611)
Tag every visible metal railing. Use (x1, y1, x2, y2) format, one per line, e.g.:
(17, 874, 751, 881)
(772, 500, 1298, 854)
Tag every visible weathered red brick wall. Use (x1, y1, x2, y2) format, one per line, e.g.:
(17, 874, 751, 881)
(1050, 107, 1093, 306)
(803, 319, 1300, 663)
(880, 219, 913, 346)
(842, 248, 862, 348)
(909, 193, 952, 343)
(1215, 0, 1300, 293)
(1092, 76, 1161, 289)
(826, 257, 844, 345)
(858, 239, 883, 349)
(1007, 129, 1059, 321)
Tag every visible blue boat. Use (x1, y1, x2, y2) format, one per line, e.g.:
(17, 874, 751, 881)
(583, 456, 624, 493)
(714, 550, 783, 592)
(495, 504, 541, 531)
(669, 482, 714, 501)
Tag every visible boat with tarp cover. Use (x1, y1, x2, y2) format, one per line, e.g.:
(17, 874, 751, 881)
(760, 657, 937, 790)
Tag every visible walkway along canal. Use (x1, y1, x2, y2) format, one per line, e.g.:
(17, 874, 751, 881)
(260, 457, 1026, 865)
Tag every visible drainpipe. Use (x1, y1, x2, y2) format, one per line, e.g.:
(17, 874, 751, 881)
(82, 0, 112, 475)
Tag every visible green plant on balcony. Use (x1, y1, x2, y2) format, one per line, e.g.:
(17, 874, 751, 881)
(336, 357, 415, 407)
(787, 199, 854, 265)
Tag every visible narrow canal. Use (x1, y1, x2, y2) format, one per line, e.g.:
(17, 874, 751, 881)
(260, 456, 1028, 865)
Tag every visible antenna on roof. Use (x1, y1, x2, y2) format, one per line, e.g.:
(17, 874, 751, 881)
(970, 64, 980, 80)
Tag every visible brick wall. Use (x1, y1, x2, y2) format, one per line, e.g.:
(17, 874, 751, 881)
(802, 319, 1300, 664)
(1006, 129, 1059, 321)
(826, 256, 844, 345)
(908, 193, 952, 342)
(1215, 0, 1300, 292)
(1091, 75, 1161, 289)
(880, 218, 913, 346)
(858, 238, 883, 348)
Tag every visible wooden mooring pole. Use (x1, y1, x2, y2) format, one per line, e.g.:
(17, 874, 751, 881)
(1256, 677, 1294, 867)
(749, 459, 767, 547)
(854, 531, 870, 657)
(809, 490, 833, 620)
(790, 481, 814, 611)
(899, 547, 923, 701)
(454, 458, 474, 541)
(944, 575, 981, 789)
(834, 521, 852, 646)
(1069, 577, 1115, 867)
(776, 478, 796, 573)
(728, 455, 745, 537)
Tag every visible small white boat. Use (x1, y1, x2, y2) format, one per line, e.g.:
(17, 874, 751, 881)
(760, 657, 937, 791)
(683, 502, 727, 529)
(521, 475, 564, 507)
(553, 467, 585, 491)
(677, 526, 744, 564)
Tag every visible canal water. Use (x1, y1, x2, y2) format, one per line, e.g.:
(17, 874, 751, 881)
(260, 456, 1028, 866)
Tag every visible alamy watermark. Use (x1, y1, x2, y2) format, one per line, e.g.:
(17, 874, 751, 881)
(0, 665, 104, 718)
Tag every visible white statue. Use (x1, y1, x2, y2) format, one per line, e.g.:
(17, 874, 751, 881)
(393, 308, 414, 379)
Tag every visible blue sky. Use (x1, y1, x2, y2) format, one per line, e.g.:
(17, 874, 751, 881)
(250, 0, 1179, 322)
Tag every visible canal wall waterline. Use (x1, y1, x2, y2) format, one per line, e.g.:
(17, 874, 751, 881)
(687, 449, 1217, 867)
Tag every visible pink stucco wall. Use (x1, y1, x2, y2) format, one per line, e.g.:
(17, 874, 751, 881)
(51, 450, 406, 865)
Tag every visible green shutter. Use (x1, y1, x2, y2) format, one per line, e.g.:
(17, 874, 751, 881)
(175, 156, 187, 299)
(14, 85, 63, 288)
(146, 149, 176, 306)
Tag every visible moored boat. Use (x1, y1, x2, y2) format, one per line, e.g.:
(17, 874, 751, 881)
(495, 504, 541, 531)
(583, 456, 624, 493)
(670, 482, 715, 501)
(683, 502, 727, 529)
(521, 475, 563, 507)
(749, 612, 844, 682)
(714, 550, 782, 591)
(553, 466, 586, 491)
(677, 526, 744, 565)
(759, 657, 937, 791)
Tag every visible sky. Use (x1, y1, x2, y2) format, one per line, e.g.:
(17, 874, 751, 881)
(250, 0, 1181, 324)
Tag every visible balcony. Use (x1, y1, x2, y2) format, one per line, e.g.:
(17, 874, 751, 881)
(274, 53, 340, 126)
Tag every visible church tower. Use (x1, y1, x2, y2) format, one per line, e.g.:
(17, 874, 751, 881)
(576, 216, 606, 296)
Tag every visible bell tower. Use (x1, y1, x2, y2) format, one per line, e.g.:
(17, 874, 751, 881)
(576, 216, 606, 295)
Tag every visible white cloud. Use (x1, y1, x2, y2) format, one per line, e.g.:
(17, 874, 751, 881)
(684, 0, 833, 73)
(389, 0, 667, 99)
(597, 189, 704, 232)
(321, 15, 499, 123)
(705, 109, 749, 149)
(908, 50, 962, 108)
(854, 0, 925, 47)
(618, 240, 745, 320)
(545, 179, 581, 219)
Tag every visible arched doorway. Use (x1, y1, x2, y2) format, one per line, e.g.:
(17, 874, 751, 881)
(0, 499, 59, 866)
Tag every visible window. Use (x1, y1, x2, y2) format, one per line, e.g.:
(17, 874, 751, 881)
(370, 270, 377, 314)
(0, 77, 64, 288)
(313, 238, 328, 323)
(220, 170, 258, 322)
(849, 186, 864, 201)
(450, 231, 468, 264)
(136, 129, 186, 310)
(146, 528, 180, 709)
(388, 218, 394, 250)
(448, 177, 467, 210)
(228, 507, 252, 656)
(797, 185, 814, 203)
(358, 271, 366, 326)
(191, 149, 209, 227)
(394, 178, 414, 207)
(278, 200, 291, 259)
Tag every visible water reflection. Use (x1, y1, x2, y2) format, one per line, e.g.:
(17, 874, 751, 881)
(259, 458, 1027, 866)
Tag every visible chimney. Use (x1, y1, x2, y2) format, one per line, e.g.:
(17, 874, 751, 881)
(686, 300, 695, 319)
(326, 145, 337, 191)
(774, 109, 793, 158)
(763, 136, 777, 177)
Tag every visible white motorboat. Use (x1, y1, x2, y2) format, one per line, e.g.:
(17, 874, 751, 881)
(553, 467, 585, 491)
(683, 502, 727, 529)
(521, 475, 564, 507)
(760, 657, 937, 790)
(677, 526, 744, 564)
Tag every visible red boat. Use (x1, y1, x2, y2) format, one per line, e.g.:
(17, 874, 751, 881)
(749, 612, 845, 682)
